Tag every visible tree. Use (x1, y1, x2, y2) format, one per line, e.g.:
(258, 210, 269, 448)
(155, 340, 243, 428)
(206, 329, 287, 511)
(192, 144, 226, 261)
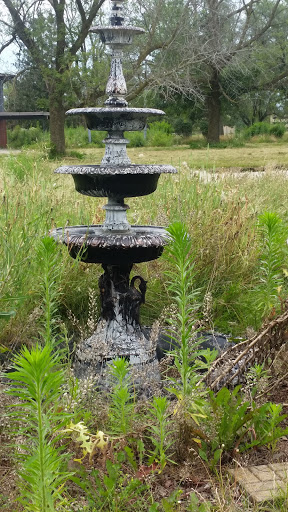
(127, 0, 285, 142)
(1, 0, 106, 154)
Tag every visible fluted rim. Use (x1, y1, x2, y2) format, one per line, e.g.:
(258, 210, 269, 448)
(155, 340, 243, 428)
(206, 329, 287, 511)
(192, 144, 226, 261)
(55, 164, 177, 175)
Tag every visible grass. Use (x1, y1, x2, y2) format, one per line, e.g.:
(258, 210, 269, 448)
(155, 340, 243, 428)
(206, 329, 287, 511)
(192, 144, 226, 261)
(1, 142, 288, 343)
(2, 143, 288, 511)
(77, 139, 288, 169)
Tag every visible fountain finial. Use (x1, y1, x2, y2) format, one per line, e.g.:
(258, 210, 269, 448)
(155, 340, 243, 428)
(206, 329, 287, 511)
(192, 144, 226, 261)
(110, 0, 125, 26)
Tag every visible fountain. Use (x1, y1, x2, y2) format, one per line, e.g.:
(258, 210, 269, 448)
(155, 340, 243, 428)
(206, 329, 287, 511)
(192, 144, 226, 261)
(51, 0, 177, 386)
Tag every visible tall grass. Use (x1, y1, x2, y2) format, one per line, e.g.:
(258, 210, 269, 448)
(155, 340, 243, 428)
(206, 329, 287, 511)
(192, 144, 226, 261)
(1, 151, 288, 345)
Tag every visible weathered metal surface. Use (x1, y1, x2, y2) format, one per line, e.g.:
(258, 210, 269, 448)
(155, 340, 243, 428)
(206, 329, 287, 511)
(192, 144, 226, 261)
(101, 136, 131, 165)
(50, 225, 168, 265)
(91, 26, 145, 45)
(55, 164, 177, 175)
(66, 107, 164, 131)
(68, 173, 160, 198)
(73, 263, 160, 384)
(103, 198, 131, 230)
(50, 0, 177, 384)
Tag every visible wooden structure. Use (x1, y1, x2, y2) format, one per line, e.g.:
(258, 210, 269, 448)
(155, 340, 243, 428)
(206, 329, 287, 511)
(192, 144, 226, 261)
(0, 73, 49, 148)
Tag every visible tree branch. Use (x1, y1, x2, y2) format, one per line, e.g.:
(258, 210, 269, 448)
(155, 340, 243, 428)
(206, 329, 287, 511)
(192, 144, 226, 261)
(0, 35, 16, 54)
(236, 0, 281, 51)
(2, 0, 43, 67)
(69, 0, 105, 57)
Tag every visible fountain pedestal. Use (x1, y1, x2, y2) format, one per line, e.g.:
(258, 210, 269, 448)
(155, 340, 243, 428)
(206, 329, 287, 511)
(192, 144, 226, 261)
(73, 264, 159, 383)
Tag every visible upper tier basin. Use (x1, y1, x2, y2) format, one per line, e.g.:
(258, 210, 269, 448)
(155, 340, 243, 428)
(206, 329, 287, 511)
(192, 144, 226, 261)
(90, 25, 145, 45)
(51, 225, 169, 265)
(66, 107, 164, 131)
(55, 164, 177, 198)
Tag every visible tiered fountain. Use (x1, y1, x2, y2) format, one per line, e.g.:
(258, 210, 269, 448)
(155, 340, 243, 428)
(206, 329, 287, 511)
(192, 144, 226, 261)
(51, 0, 177, 385)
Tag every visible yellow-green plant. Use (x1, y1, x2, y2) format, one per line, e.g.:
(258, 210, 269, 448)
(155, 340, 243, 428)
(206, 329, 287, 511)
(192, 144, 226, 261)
(254, 211, 288, 323)
(164, 222, 216, 422)
(147, 396, 175, 472)
(7, 343, 72, 511)
(107, 357, 134, 436)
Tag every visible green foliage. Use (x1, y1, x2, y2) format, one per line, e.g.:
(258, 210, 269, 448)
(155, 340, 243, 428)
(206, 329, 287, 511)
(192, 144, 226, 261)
(254, 212, 288, 322)
(126, 131, 146, 147)
(243, 122, 286, 140)
(148, 121, 173, 135)
(36, 236, 62, 343)
(107, 358, 134, 436)
(72, 458, 149, 511)
(199, 387, 288, 469)
(64, 126, 106, 148)
(164, 223, 216, 408)
(173, 118, 193, 136)
(270, 123, 286, 138)
(7, 125, 47, 149)
(7, 342, 72, 511)
(147, 396, 175, 472)
(147, 121, 174, 147)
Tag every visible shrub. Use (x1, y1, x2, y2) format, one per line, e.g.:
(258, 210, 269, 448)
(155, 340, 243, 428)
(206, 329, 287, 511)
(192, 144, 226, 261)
(243, 121, 285, 140)
(65, 125, 106, 147)
(173, 118, 193, 136)
(148, 120, 173, 135)
(7, 124, 46, 148)
(126, 131, 146, 147)
(270, 123, 286, 138)
(147, 131, 173, 147)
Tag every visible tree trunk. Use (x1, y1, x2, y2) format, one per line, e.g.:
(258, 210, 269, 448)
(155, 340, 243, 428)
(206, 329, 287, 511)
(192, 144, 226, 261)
(207, 68, 221, 144)
(49, 90, 66, 155)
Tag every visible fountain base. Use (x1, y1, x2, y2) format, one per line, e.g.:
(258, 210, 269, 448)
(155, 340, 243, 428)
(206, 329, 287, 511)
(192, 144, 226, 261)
(73, 264, 160, 389)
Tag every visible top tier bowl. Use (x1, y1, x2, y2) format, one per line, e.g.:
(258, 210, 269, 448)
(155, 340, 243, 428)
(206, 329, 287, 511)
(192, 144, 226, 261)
(66, 107, 165, 132)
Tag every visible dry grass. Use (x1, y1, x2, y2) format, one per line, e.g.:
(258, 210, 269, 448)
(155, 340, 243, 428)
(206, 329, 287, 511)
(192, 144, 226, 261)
(79, 142, 288, 169)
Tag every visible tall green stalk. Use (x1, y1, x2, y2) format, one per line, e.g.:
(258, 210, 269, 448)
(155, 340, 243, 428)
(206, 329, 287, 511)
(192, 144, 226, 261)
(255, 211, 288, 323)
(6, 236, 71, 511)
(164, 222, 216, 423)
(36, 236, 62, 344)
(7, 343, 72, 511)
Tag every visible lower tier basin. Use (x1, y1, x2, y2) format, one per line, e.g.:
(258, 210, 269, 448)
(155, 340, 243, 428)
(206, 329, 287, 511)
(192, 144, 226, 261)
(51, 225, 169, 265)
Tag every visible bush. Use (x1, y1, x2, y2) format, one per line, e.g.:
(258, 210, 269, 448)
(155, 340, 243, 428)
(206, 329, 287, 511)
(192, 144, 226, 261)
(270, 123, 286, 138)
(126, 131, 146, 147)
(173, 118, 193, 136)
(148, 120, 173, 135)
(65, 125, 106, 147)
(243, 121, 285, 140)
(7, 124, 46, 148)
(147, 131, 173, 147)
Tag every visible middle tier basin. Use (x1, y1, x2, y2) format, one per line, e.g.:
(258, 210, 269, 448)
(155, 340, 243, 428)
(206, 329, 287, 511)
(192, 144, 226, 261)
(55, 164, 177, 198)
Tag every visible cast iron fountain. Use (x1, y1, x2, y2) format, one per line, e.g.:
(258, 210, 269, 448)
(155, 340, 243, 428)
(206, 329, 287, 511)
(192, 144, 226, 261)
(51, 0, 177, 386)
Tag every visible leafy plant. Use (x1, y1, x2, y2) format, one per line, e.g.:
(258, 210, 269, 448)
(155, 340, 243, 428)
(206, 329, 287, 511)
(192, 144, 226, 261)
(199, 386, 288, 469)
(244, 402, 288, 453)
(147, 396, 175, 472)
(254, 211, 288, 322)
(7, 342, 72, 511)
(107, 357, 134, 436)
(62, 421, 109, 464)
(72, 458, 149, 511)
(164, 222, 216, 421)
(270, 123, 286, 138)
(36, 236, 62, 343)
